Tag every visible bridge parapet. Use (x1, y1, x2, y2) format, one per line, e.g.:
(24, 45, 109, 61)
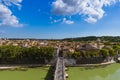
(54, 57, 66, 80)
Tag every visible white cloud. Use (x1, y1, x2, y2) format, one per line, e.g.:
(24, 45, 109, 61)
(50, 17, 74, 24)
(0, 0, 23, 27)
(53, 19, 61, 23)
(85, 16, 97, 23)
(50, 19, 61, 24)
(62, 18, 74, 24)
(0, 0, 22, 9)
(52, 0, 120, 23)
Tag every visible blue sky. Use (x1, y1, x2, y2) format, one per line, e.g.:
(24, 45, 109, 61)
(0, 0, 120, 39)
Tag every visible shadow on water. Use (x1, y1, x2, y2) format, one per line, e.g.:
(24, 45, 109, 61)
(45, 66, 54, 80)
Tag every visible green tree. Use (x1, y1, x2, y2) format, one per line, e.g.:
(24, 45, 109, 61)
(100, 49, 109, 58)
(72, 51, 80, 59)
(80, 50, 87, 58)
(109, 48, 116, 57)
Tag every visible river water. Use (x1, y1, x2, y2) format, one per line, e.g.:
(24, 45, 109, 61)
(67, 63, 120, 80)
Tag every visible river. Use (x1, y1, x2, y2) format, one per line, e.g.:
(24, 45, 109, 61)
(67, 63, 120, 80)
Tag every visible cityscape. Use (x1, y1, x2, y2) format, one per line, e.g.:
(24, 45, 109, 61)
(0, 0, 120, 80)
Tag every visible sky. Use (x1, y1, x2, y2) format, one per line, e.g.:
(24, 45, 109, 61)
(0, 0, 120, 39)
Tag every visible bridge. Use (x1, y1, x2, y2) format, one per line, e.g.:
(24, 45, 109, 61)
(53, 47, 68, 80)
(54, 57, 67, 80)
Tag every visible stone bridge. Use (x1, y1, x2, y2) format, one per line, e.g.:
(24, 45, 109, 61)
(54, 57, 67, 80)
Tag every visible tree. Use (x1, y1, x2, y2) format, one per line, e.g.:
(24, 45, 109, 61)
(72, 51, 80, 59)
(100, 49, 109, 58)
(0, 46, 55, 64)
(109, 48, 116, 57)
(66, 52, 72, 58)
(80, 50, 87, 58)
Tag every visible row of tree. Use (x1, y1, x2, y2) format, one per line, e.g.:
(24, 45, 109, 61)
(67, 44, 120, 60)
(67, 48, 119, 59)
(66, 48, 117, 64)
(0, 46, 54, 64)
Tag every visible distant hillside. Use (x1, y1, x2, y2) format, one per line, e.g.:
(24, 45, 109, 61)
(63, 36, 120, 42)
(4, 38, 60, 41)
(2, 36, 120, 42)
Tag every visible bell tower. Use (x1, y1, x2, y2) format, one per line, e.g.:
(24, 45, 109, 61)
(97, 38, 101, 49)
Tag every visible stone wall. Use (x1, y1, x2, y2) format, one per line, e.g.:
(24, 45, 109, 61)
(76, 57, 106, 64)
